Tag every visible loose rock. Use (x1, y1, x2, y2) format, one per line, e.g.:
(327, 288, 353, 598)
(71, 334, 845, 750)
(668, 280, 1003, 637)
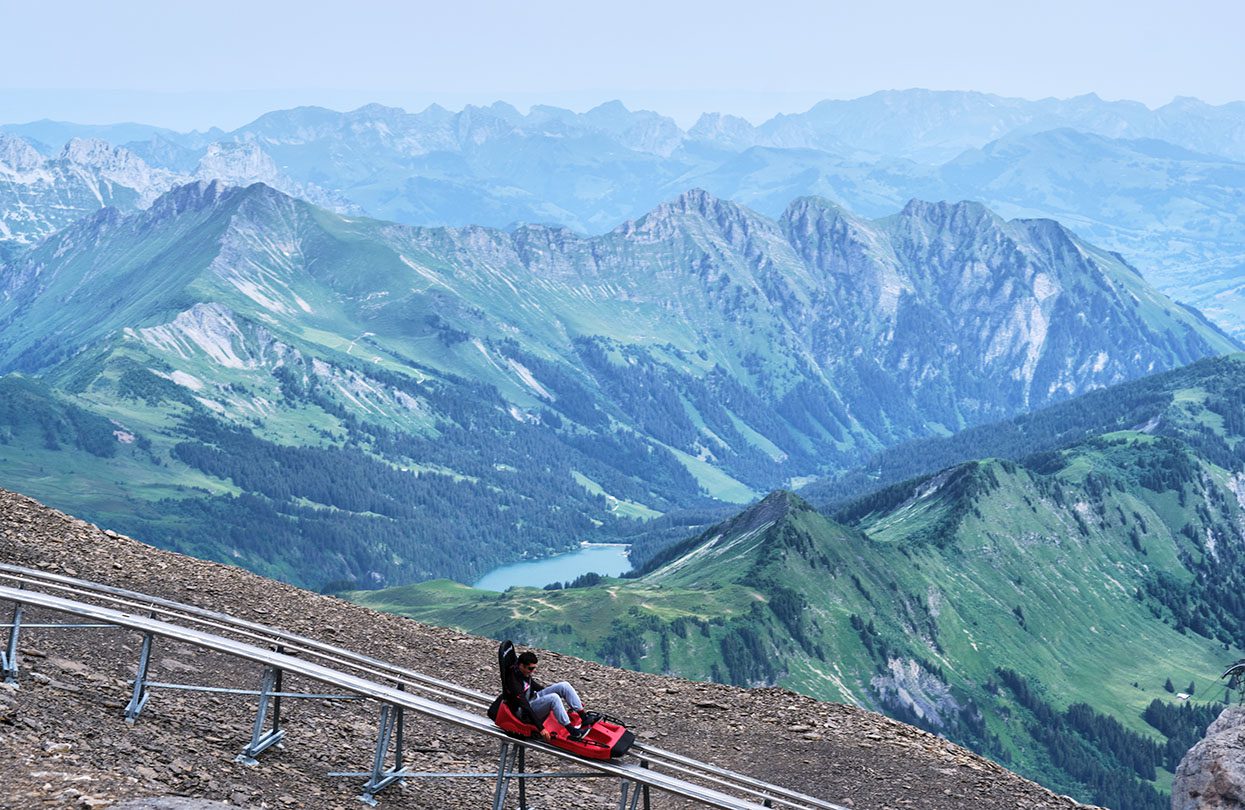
(0, 487, 1098, 810)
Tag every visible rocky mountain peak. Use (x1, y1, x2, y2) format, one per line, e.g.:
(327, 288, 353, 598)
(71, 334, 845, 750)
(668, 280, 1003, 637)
(587, 100, 665, 124)
(191, 145, 355, 215)
(0, 136, 188, 247)
(897, 198, 997, 231)
(238, 106, 343, 145)
(509, 222, 582, 251)
(348, 102, 407, 119)
(60, 137, 125, 166)
(584, 99, 633, 122)
(194, 142, 280, 185)
(688, 112, 758, 146)
(1163, 96, 1214, 113)
(670, 187, 725, 213)
(617, 189, 769, 247)
(780, 196, 887, 279)
(889, 199, 1010, 260)
(716, 490, 813, 544)
(0, 134, 44, 173)
(755, 488, 814, 519)
(486, 100, 524, 123)
(57, 138, 158, 181)
(415, 103, 454, 125)
(781, 195, 855, 230)
(146, 179, 233, 220)
(663, 188, 759, 226)
(577, 101, 684, 154)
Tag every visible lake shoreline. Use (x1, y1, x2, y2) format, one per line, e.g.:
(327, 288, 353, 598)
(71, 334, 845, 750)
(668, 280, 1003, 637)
(472, 543, 633, 592)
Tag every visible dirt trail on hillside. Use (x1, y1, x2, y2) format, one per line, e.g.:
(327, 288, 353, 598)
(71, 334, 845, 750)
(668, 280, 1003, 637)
(0, 489, 1095, 810)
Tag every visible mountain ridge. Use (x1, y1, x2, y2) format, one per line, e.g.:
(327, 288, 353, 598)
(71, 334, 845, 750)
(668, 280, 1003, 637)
(5, 92, 1245, 336)
(0, 181, 1235, 591)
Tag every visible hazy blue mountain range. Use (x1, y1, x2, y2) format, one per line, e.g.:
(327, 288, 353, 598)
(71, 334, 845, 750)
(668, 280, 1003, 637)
(354, 352, 1245, 810)
(12, 90, 1245, 164)
(694, 90, 1245, 163)
(0, 135, 185, 245)
(0, 134, 354, 247)
(0, 120, 222, 154)
(4, 90, 1243, 337)
(0, 180, 1234, 589)
(692, 129, 1245, 336)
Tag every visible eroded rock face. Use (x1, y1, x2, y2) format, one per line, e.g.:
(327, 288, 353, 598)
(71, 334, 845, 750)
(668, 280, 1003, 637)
(1173, 706, 1245, 810)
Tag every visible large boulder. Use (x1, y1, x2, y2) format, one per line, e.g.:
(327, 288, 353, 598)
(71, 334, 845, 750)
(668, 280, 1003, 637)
(1173, 706, 1245, 809)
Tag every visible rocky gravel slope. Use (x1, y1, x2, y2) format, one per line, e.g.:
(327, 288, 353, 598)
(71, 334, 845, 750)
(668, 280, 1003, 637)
(0, 488, 1094, 810)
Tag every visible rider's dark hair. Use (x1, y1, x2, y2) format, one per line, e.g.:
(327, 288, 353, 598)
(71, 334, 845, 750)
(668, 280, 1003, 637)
(518, 651, 538, 666)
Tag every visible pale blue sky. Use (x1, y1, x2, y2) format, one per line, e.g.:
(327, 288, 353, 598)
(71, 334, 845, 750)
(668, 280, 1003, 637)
(2, 0, 1242, 130)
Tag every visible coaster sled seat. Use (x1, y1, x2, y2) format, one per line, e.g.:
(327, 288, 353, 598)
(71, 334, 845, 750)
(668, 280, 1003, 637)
(488, 640, 635, 760)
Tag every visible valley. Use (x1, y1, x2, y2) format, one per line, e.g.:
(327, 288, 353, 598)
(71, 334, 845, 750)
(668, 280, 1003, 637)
(348, 353, 1245, 809)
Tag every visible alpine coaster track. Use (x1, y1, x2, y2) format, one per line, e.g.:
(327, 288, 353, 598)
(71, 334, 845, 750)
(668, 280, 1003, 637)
(0, 564, 848, 810)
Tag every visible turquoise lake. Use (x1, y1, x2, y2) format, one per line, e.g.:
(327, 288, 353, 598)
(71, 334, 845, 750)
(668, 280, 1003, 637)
(472, 544, 632, 592)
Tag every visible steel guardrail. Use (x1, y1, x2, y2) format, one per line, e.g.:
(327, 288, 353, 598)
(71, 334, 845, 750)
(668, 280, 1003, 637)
(0, 564, 843, 810)
(0, 578, 846, 810)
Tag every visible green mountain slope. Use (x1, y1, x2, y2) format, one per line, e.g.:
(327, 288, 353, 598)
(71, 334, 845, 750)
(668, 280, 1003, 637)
(354, 355, 1245, 809)
(0, 182, 1235, 590)
(800, 352, 1245, 513)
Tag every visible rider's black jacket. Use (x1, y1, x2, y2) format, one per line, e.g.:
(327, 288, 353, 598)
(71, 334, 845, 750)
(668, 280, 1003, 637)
(501, 663, 545, 722)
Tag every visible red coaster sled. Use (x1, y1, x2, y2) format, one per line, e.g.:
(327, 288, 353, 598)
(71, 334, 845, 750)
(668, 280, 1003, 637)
(488, 641, 635, 760)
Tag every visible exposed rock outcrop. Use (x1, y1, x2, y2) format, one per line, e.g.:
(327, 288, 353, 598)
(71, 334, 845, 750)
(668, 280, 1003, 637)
(1173, 705, 1245, 809)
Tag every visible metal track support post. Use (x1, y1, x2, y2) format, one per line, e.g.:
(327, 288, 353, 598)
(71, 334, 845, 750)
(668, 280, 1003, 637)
(124, 631, 154, 722)
(394, 683, 405, 775)
(517, 745, 527, 810)
(640, 758, 652, 810)
(618, 779, 642, 810)
(358, 703, 408, 805)
(236, 663, 286, 764)
(491, 741, 522, 810)
(2, 600, 23, 683)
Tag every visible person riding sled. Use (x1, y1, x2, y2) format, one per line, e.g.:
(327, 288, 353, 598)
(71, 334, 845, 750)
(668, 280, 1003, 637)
(502, 647, 590, 742)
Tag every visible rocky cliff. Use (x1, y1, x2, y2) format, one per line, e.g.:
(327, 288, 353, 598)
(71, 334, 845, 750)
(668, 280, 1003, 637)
(1173, 706, 1245, 810)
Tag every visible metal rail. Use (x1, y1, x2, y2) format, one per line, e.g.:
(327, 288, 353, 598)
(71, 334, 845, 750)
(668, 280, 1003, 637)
(0, 572, 846, 810)
(0, 564, 842, 810)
